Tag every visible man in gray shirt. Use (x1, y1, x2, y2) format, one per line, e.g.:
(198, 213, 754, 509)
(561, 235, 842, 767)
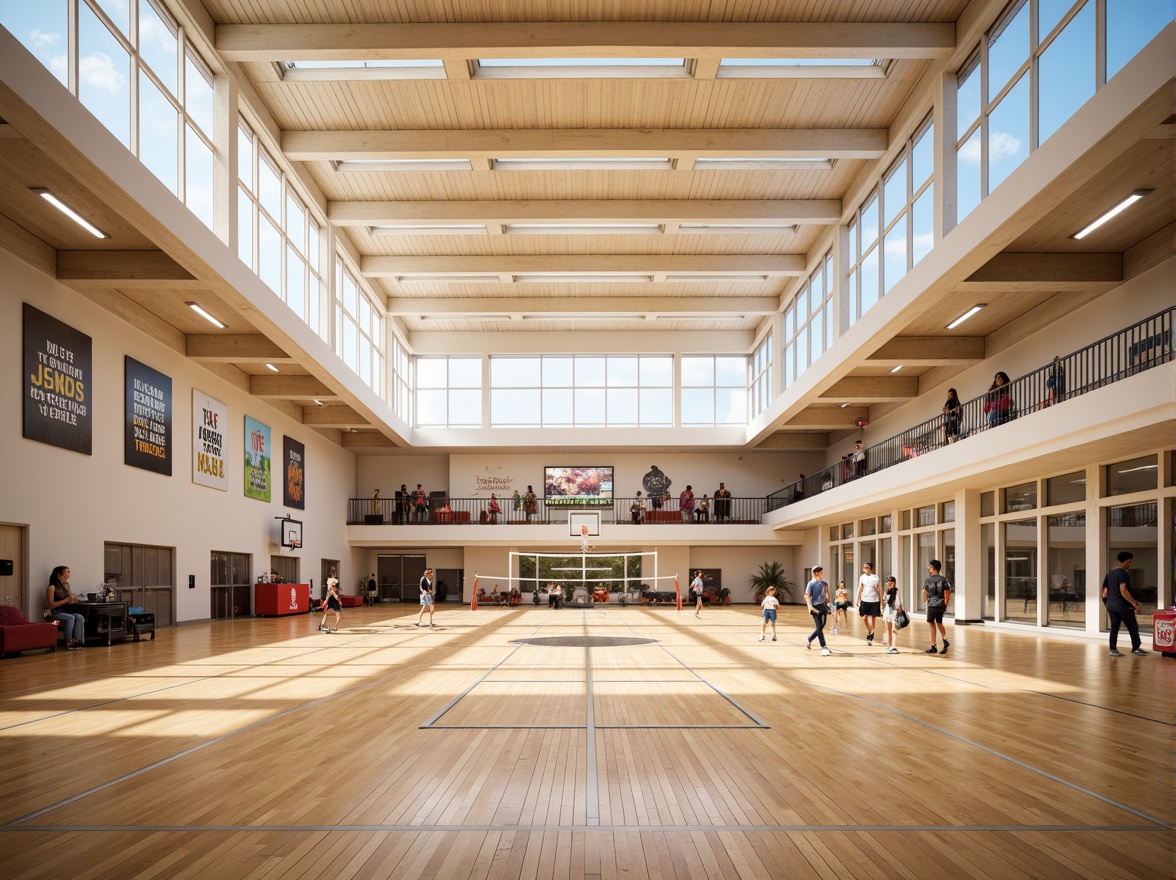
(922, 559, 951, 654)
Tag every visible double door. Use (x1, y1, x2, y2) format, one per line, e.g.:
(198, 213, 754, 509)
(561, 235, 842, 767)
(377, 554, 427, 603)
(105, 542, 174, 627)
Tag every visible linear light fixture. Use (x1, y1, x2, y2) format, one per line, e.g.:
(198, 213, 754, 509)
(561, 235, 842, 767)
(186, 302, 225, 328)
(515, 273, 653, 283)
(265, 363, 280, 372)
(692, 158, 833, 171)
(504, 222, 663, 235)
(665, 273, 769, 282)
(397, 274, 503, 283)
(313, 399, 325, 406)
(334, 159, 473, 172)
(1072, 190, 1153, 239)
(946, 304, 986, 330)
(371, 224, 487, 236)
(839, 402, 852, 408)
(678, 223, 796, 235)
(492, 157, 673, 171)
(30, 187, 108, 238)
(889, 365, 903, 373)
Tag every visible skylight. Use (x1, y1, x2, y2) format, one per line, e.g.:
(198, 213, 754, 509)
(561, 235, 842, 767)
(504, 223, 663, 235)
(718, 58, 886, 78)
(479, 57, 685, 67)
(281, 59, 446, 80)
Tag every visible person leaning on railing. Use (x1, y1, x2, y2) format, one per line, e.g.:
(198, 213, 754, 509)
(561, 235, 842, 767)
(984, 371, 1014, 428)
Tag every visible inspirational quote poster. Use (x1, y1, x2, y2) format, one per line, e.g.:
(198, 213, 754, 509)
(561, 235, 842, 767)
(23, 303, 93, 455)
(124, 357, 173, 475)
(244, 415, 271, 502)
(283, 436, 305, 510)
(193, 389, 228, 491)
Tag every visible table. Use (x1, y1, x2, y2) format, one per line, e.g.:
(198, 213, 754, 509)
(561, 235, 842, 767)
(76, 602, 128, 646)
(255, 582, 310, 616)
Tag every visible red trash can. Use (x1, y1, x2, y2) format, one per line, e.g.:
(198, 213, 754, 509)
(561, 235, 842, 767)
(1152, 610, 1176, 658)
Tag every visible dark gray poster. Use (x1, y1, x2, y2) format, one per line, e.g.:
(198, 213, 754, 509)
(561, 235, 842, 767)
(124, 356, 173, 475)
(283, 435, 305, 510)
(23, 303, 93, 455)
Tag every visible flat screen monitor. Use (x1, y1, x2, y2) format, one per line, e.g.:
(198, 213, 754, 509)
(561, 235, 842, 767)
(544, 466, 613, 507)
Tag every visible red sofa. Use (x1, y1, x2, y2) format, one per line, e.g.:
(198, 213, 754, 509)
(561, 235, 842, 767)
(339, 595, 364, 608)
(0, 605, 59, 656)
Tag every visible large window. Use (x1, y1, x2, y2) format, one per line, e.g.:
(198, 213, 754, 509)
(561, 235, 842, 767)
(334, 258, 384, 396)
(847, 118, 934, 323)
(1047, 512, 1085, 629)
(955, 0, 1168, 225)
(5, 0, 216, 228)
(681, 356, 747, 427)
(390, 333, 412, 423)
(489, 355, 672, 428)
(416, 357, 481, 427)
(750, 334, 773, 418)
(1003, 519, 1038, 623)
(782, 252, 833, 386)
(239, 121, 326, 336)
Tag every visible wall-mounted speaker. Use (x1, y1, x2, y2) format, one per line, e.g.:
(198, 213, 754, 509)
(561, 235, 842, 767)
(0, 559, 13, 576)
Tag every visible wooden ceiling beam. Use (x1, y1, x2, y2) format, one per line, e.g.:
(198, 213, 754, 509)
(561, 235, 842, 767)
(249, 375, 339, 399)
(784, 408, 870, 429)
(284, 129, 887, 161)
(755, 433, 830, 450)
(866, 336, 985, 366)
(329, 199, 842, 226)
(387, 296, 779, 316)
(364, 254, 805, 277)
(341, 432, 399, 449)
(57, 250, 201, 288)
(186, 334, 295, 363)
(958, 252, 1122, 293)
(301, 404, 367, 428)
(818, 376, 920, 402)
(216, 22, 955, 61)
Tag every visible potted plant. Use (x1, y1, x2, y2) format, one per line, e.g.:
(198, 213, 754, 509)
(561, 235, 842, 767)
(748, 561, 794, 604)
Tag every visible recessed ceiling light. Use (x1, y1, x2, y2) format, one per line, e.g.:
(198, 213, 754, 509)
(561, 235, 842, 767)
(1072, 190, 1152, 239)
(30, 187, 109, 238)
(186, 302, 225, 328)
(313, 399, 325, 406)
(265, 363, 280, 372)
(946, 304, 986, 330)
(839, 402, 852, 408)
(889, 365, 903, 373)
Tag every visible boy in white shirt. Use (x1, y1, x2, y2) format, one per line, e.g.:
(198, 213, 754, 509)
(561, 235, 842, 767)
(759, 586, 779, 642)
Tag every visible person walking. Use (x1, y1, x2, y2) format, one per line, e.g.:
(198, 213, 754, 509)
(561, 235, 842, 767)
(679, 485, 695, 523)
(856, 562, 882, 645)
(759, 586, 779, 642)
(881, 576, 903, 654)
(831, 580, 849, 635)
(922, 560, 951, 654)
(804, 565, 832, 655)
(1103, 551, 1147, 657)
(942, 388, 962, 444)
(416, 568, 435, 627)
(319, 572, 342, 632)
(691, 570, 705, 617)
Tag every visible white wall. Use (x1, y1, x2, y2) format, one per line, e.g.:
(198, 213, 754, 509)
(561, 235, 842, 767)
(0, 251, 362, 621)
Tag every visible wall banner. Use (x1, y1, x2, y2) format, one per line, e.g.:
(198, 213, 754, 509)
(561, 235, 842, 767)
(22, 303, 93, 455)
(124, 356, 172, 475)
(193, 389, 228, 490)
(244, 415, 271, 502)
(283, 435, 305, 510)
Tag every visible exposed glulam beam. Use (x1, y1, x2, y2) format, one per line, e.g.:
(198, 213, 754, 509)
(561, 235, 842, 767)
(958, 253, 1122, 293)
(783, 408, 871, 429)
(284, 129, 887, 161)
(818, 376, 920, 402)
(249, 375, 339, 399)
(755, 433, 829, 450)
(187, 334, 295, 363)
(301, 404, 367, 428)
(57, 250, 200, 288)
(329, 199, 842, 226)
(387, 296, 779, 317)
(341, 432, 399, 449)
(216, 22, 955, 61)
(364, 254, 805, 277)
(866, 336, 985, 366)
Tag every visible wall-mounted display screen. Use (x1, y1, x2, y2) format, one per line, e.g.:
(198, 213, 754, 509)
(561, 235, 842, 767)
(544, 466, 613, 506)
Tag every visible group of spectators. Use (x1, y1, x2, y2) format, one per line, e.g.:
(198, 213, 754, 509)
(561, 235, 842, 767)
(629, 482, 734, 523)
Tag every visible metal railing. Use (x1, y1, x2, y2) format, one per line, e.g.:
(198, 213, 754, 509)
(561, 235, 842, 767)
(347, 495, 769, 525)
(768, 307, 1173, 510)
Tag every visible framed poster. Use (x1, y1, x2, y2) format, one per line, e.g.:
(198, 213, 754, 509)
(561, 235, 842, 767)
(22, 303, 92, 455)
(244, 415, 271, 502)
(124, 357, 172, 475)
(283, 436, 305, 509)
(193, 389, 228, 490)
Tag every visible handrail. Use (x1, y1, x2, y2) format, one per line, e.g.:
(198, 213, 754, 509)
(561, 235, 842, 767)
(768, 307, 1174, 510)
(347, 495, 768, 525)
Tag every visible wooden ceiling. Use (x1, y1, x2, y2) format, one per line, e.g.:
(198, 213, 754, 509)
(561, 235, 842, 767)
(0, 1, 1171, 452)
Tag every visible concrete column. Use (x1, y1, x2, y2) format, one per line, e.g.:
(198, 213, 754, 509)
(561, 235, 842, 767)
(955, 488, 983, 621)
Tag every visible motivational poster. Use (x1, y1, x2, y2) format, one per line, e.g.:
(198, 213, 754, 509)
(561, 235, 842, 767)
(22, 303, 92, 454)
(244, 415, 271, 502)
(283, 436, 305, 509)
(193, 389, 228, 490)
(124, 357, 172, 475)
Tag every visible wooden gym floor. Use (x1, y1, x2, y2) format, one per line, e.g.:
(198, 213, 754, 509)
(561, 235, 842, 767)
(0, 604, 1172, 879)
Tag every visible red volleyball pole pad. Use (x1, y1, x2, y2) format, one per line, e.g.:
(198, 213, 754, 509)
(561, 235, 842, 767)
(471, 575, 478, 610)
(675, 576, 682, 611)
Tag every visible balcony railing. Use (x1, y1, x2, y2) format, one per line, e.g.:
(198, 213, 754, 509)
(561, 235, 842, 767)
(347, 495, 768, 526)
(768, 307, 1173, 510)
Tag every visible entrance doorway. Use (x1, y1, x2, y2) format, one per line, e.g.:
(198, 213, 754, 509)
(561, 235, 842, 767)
(377, 554, 427, 603)
(104, 542, 175, 627)
(210, 551, 251, 619)
(0, 524, 27, 615)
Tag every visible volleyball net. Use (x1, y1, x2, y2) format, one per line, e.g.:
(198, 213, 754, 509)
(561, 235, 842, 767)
(470, 548, 682, 609)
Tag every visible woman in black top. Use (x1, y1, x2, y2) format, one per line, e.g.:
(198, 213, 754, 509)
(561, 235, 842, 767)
(942, 388, 962, 444)
(46, 565, 85, 649)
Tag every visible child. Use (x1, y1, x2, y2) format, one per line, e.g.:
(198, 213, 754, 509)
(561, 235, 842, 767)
(832, 580, 849, 634)
(759, 585, 779, 642)
(319, 574, 342, 633)
(579, 523, 593, 553)
(881, 576, 902, 654)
